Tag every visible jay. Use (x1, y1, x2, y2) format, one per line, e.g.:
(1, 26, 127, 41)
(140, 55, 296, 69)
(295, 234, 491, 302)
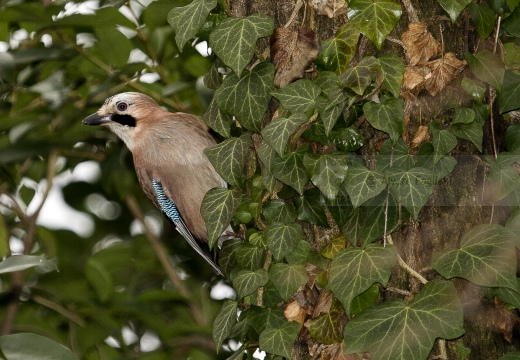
(83, 92, 225, 275)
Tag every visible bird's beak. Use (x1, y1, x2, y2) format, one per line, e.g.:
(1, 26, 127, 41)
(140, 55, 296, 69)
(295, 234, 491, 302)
(82, 113, 111, 126)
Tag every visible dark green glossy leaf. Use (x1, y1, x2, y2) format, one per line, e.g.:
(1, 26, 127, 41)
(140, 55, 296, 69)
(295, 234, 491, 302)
(303, 153, 349, 200)
(215, 62, 275, 132)
(209, 14, 274, 76)
(461, 77, 486, 104)
(235, 243, 265, 270)
(285, 240, 311, 265)
(345, 164, 386, 208)
(432, 224, 518, 290)
(204, 98, 232, 138)
(272, 145, 310, 194)
(502, 5, 520, 37)
(350, 283, 379, 315)
(316, 96, 345, 136)
(246, 306, 286, 334)
(347, 0, 402, 49)
(233, 269, 269, 299)
(430, 123, 458, 164)
(213, 300, 238, 352)
(317, 22, 359, 74)
(204, 134, 251, 187)
(451, 118, 485, 152)
(261, 113, 308, 157)
(466, 50, 505, 91)
(271, 79, 321, 114)
(437, 0, 471, 22)
(167, 0, 217, 51)
(498, 70, 520, 113)
(326, 244, 397, 312)
(344, 280, 464, 359)
(259, 321, 300, 359)
(262, 200, 298, 223)
(468, 3, 496, 39)
(330, 127, 364, 151)
(452, 107, 475, 125)
(263, 222, 304, 260)
(201, 188, 242, 249)
(387, 167, 434, 219)
(376, 139, 415, 173)
(363, 98, 405, 142)
(269, 263, 308, 301)
(339, 56, 380, 95)
(295, 187, 329, 227)
(379, 54, 405, 98)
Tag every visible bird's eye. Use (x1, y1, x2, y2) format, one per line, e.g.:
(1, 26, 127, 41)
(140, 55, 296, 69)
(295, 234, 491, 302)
(117, 102, 128, 112)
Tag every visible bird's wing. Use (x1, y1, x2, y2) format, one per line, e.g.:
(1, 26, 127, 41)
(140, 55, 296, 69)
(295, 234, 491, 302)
(152, 178, 222, 276)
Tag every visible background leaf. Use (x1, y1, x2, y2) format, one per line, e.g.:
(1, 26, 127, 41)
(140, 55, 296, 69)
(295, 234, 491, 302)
(213, 300, 238, 352)
(0, 333, 78, 360)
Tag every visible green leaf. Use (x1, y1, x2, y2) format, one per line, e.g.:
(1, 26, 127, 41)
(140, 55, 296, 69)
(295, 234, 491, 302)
(285, 240, 311, 265)
(213, 300, 238, 352)
(295, 187, 329, 227)
(201, 188, 242, 249)
(461, 77, 486, 104)
(167, 0, 217, 51)
(85, 257, 113, 303)
(437, 0, 471, 22)
(506, 124, 520, 153)
(0, 255, 57, 274)
(350, 283, 380, 315)
(235, 243, 265, 270)
(269, 263, 308, 301)
(317, 22, 359, 74)
(486, 154, 520, 201)
(451, 118, 484, 152)
(90, 26, 133, 68)
(258, 139, 277, 171)
(204, 134, 251, 187)
(316, 96, 345, 136)
(271, 79, 321, 114)
(326, 244, 397, 312)
(452, 107, 475, 125)
(432, 224, 518, 290)
(379, 54, 405, 98)
(259, 321, 300, 359)
(430, 123, 458, 164)
(247, 306, 286, 334)
(233, 269, 269, 299)
(303, 153, 349, 200)
(261, 114, 308, 157)
(347, 0, 402, 49)
(363, 98, 405, 142)
(500, 352, 520, 360)
(0, 333, 78, 360)
(502, 5, 520, 37)
(203, 98, 232, 138)
(215, 62, 275, 132)
(498, 70, 520, 113)
(272, 145, 310, 194)
(344, 280, 464, 359)
(360, 191, 402, 247)
(344, 164, 386, 208)
(339, 56, 380, 95)
(376, 139, 415, 173)
(387, 167, 434, 219)
(468, 3, 496, 39)
(466, 50, 505, 91)
(209, 14, 274, 76)
(330, 126, 365, 152)
(263, 200, 298, 223)
(309, 298, 345, 344)
(494, 279, 520, 309)
(264, 222, 304, 260)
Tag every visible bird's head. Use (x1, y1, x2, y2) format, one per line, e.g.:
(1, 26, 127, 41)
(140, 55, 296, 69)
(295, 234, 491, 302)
(83, 92, 162, 150)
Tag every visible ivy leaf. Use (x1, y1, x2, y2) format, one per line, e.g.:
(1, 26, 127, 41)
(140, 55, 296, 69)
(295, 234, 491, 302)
(263, 222, 304, 260)
(167, 0, 217, 51)
(326, 244, 397, 312)
(272, 145, 310, 194)
(344, 164, 386, 208)
(209, 14, 274, 76)
(485, 154, 520, 201)
(309, 298, 345, 344)
(321, 235, 347, 259)
(339, 56, 380, 95)
(466, 50, 504, 91)
(232, 269, 269, 299)
(379, 54, 405, 98)
(498, 70, 520, 114)
(436, 0, 471, 23)
(461, 77, 486, 104)
(316, 96, 345, 136)
(347, 0, 402, 49)
(506, 124, 520, 153)
(344, 280, 464, 359)
(269, 263, 308, 301)
(351, 283, 379, 315)
(215, 62, 275, 132)
(246, 306, 286, 334)
(468, 3, 495, 39)
(303, 153, 349, 200)
(363, 98, 405, 142)
(295, 187, 329, 227)
(452, 107, 475, 125)
(235, 243, 265, 271)
(203, 98, 232, 138)
(430, 123, 457, 164)
(261, 114, 308, 157)
(502, 5, 520, 37)
(258, 139, 277, 171)
(271, 79, 321, 114)
(361, 191, 402, 247)
(262, 200, 297, 223)
(259, 321, 301, 359)
(330, 126, 365, 152)
(213, 300, 237, 352)
(285, 240, 311, 265)
(204, 134, 251, 187)
(376, 139, 415, 173)
(387, 167, 434, 219)
(451, 118, 484, 152)
(432, 224, 518, 291)
(201, 188, 242, 249)
(317, 22, 359, 74)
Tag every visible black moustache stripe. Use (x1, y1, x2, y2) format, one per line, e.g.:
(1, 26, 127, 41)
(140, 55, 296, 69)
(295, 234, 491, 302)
(111, 114, 136, 127)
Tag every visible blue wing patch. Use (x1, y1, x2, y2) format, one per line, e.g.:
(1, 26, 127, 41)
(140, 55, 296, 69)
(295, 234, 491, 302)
(152, 178, 222, 276)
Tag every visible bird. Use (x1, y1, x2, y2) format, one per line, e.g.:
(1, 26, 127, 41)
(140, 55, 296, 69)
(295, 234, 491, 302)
(83, 92, 225, 275)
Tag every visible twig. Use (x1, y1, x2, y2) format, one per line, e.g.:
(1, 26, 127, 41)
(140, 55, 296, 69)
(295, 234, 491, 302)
(284, 0, 304, 28)
(385, 286, 412, 296)
(386, 234, 428, 285)
(32, 294, 86, 326)
(400, 0, 419, 22)
(125, 195, 206, 325)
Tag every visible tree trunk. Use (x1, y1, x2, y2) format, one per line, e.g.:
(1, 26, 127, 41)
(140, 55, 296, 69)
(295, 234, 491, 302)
(227, 0, 520, 358)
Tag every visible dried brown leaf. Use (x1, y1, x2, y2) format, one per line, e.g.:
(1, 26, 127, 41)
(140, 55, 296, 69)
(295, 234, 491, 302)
(401, 65, 431, 99)
(401, 22, 442, 66)
(309, 0, 347, 18)
(411, 125, 430, 148)
(271, 27, 321, 88)
(424, 52, 467, 96)
(284, 298, 307, 324)
(312, 291, 333, 317)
